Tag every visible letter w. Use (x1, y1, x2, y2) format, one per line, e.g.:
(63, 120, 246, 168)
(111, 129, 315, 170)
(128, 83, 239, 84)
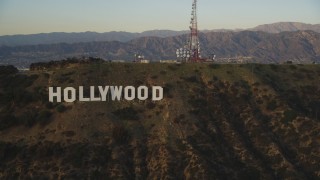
(110, 86, 123, 101)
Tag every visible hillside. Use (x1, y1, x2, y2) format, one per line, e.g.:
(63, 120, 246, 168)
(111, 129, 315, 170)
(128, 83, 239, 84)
(0, 62, 319, 179)
(1, 30, 320, 68)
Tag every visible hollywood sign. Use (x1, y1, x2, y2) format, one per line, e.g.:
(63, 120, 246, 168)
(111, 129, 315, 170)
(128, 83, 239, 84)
(49, 86, 163, 102)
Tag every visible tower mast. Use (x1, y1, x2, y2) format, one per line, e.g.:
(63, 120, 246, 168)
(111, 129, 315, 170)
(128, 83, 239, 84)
(189, 0, 201, 62)
(176, 0, 202, 62)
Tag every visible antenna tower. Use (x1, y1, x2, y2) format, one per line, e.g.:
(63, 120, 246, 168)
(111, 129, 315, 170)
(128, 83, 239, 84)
(176, 0, 203, 62)
(176, 0, 201, 62)
(189, 0, 201, 62)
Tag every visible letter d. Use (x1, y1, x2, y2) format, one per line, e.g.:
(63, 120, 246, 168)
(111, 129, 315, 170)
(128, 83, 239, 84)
(152, 86, 163, 101)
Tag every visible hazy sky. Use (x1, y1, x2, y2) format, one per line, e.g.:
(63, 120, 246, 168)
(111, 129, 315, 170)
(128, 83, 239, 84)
(0, 0, 319, 35)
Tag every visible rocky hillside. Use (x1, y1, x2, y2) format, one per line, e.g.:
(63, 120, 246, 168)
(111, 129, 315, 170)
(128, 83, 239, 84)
(0, 62, 319, 179)
(1, 31, 320, 68)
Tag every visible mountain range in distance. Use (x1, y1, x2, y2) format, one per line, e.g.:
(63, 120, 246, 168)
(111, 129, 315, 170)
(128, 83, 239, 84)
(0, 22, 320, 68)
(1, 22, 320, 47)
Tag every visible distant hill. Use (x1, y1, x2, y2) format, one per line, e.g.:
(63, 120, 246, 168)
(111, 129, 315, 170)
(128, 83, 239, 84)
(0, 62, 319, 179)
(251, 22, 320, 33)
(0, 22, 319, 47)
(0, 30, 187, 47)
(1, 30, 319, 68)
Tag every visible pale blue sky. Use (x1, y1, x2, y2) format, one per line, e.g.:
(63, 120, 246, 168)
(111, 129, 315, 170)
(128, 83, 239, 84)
(0, 0, 319, 35)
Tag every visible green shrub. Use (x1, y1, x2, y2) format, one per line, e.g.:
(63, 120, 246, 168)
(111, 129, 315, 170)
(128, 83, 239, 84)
(267, 100, 277, 111)
(283, 110, 297, 123)
(0, 65, 18, 75)
(62, 71, 75, 77)
(62, 131, 76, 137)
(183, 76, 198, 83)
(20, 111, 38, 127)
(146, 102, 156, 109)
(0, 114, 17, 130)
(212, 76, 219, 81)
(160, 70, 166, 75)
(45, 102, 54, 109)
(163, 83, 174, 98)
(56, 104, 66, 113)
(208, 64, 221, 69)
(238, 167, 260, 179)
(0, 91, 13, 105)
(238, 80, 250, 91)
(151, 75, 158, 79)
(14, 90, 35, 105)
(188, 98, 207, 107)
(37, 110, 52, 125)
(112, 125, 129, 144)
(112, 107, 139, 120)
(289, 65, 297, 70)
(269, 64, 279, 71)
(43, 73, 50, 78)
(56, 76, 70, 83)
(68, 79, 75, 83)
(292, 72, 305, 80)
(168, 64, 179, 71)
(68, 144, 88, 168)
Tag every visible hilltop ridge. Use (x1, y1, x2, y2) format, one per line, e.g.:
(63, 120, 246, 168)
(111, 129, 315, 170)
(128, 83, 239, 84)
(250, 22, 320, 33)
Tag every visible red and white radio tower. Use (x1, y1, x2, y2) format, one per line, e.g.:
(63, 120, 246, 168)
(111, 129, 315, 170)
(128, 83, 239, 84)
(176, 0, 203, 62)
(189, 0, 201, 62)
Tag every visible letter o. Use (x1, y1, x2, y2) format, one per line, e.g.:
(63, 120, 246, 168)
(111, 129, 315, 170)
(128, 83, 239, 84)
(64, 87, 76, 102)
(124, 86, 135, 101)
(138, 86, 148, 100)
